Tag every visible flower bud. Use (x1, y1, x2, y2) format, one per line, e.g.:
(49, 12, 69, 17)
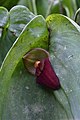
(35, 58, 61, 90)
(23, 48, 61, 90)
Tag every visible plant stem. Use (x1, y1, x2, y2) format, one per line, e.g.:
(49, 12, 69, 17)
(45, 0, 53, 18)
(74, 8, 80, 22)
(27, 0, 33, 12)
(32, 0, 37, 15)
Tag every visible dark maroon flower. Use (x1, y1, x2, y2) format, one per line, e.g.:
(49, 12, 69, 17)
(23, 48, 61, 90)
(35, 58, 61, 90)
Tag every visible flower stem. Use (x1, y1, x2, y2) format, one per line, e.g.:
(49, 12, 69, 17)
(32, 0, 37, 15)
(45, 0, 53, 18)
(74, 8, 80, 22)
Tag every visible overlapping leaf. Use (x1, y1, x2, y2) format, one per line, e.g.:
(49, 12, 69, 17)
(0, 15, 49, 120)
(0, 5, 35, 66)
(46, 14, 80, 119)
(0, 5, 80, 120)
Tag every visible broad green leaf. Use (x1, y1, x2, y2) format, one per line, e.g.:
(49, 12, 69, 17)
(1, 5, 80, 120)
(0, 5, 35, 66)
(46, 14, 80, 119)
(0, 15, 49, 119)
(1, 13, 79, 120)
(1, 61, 68, 120)
(9, 5, 35, 37)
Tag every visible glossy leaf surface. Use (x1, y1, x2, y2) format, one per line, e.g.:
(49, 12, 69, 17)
(0, 5, 80, 120)
(0, 5, 35, 66)
(0, 15, 49, 120)
(46, 14, 80, 120)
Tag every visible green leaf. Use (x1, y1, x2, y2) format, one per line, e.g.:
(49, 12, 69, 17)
(18, 0, 37, 15)
(76, 0, 80, 8)
(0, 15, 49, 119)
(36, 0, 49, 17)
(1, 6, 80, 120)
(0, 0, 19, 10)
(74, 8, 80, 25)
(1, 61, 68, 120)
(51, 0, 77, 18)
(0, 7, 8, 28)
(61, 0, 77, 18)
(9, 5, 35, 37)
(46, 14, 80, 119)
(0, 5, 35, 66)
